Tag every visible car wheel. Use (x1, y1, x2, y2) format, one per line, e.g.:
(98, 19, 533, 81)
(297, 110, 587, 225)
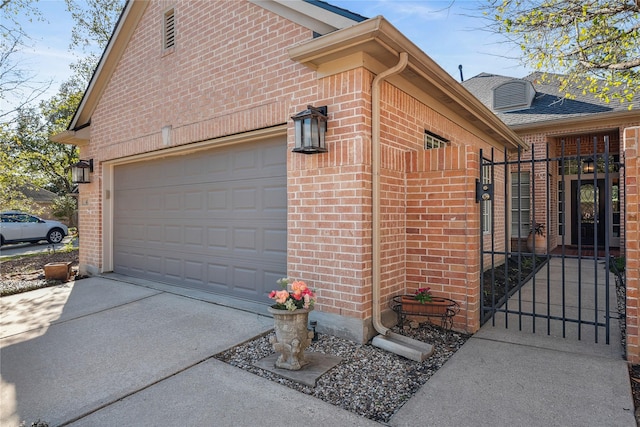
(47, 228, 65, 244)
(0, 235, 4, 246)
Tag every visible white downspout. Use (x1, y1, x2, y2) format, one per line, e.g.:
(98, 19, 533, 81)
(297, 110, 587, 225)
(371, 52, 409, 336)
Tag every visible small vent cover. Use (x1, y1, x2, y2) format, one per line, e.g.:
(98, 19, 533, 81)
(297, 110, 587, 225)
(164, 9, 175, 50)
(493, 80, 534, 111)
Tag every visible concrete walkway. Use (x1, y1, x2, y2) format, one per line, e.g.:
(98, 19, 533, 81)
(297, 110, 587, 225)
(1, 266, 635, 426)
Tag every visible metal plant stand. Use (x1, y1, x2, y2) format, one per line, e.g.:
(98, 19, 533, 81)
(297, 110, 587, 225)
(390, 295, 460, 331)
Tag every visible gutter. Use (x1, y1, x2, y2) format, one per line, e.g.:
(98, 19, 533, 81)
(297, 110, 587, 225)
(371, 52, 409, 336)
(369, 53, 433, 362)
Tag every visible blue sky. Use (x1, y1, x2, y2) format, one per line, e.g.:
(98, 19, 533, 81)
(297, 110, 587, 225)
(12, 0, 530, 111)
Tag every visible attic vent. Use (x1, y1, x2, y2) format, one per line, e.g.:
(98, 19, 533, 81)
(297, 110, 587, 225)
(493, 80, 535, 111)
(163, 8, 175, 50)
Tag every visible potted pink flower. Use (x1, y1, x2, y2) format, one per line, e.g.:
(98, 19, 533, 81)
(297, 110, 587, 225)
(267, 278, 317, 370)
(268, 277, 316, 311)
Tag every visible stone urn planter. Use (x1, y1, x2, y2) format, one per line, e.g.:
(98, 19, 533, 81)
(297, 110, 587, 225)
(268, 306, 314, 370)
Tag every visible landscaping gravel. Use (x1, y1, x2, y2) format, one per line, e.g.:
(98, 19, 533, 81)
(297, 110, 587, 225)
(215, 324, 470, 423)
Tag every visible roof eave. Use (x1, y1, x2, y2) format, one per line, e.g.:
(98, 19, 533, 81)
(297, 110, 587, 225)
(509, 109, 639, 134)
(49, 127, 90, 147)
(289, 16, 526, 150)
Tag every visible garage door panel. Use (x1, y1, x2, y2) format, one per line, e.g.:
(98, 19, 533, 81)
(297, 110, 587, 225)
(264, 228, 287, 256)
(232, 188, 258, 210)
(113, 137, 286, 302)
(184, 226, 205, 246)
(264, 185, 287, 211)
(184, 191, 203, 210)
(207, 227, 229, 249)
(185, 260, 205, 282)
(233, 267, 258, 291)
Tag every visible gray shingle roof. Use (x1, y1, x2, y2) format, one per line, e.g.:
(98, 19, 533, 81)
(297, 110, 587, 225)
(462, 72, 639, 127)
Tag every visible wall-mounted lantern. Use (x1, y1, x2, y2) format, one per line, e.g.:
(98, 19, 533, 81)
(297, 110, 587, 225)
(291, 105, 328, 154)
(71, 159, 94, 184)
(582, 157, 594, 174)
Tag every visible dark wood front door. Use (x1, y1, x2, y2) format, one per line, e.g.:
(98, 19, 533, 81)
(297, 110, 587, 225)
(571, 179, 606, 246)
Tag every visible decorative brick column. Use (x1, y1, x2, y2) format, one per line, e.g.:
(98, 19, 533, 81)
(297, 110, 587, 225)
(625, 126, 640, 363)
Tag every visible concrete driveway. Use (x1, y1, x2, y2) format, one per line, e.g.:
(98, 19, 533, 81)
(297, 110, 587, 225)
(1, 272, 635, 426)
(0, 276, 378, 427)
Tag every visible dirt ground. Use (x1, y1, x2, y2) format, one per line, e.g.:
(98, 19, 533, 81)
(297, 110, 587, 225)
(0, 250, 79, 296)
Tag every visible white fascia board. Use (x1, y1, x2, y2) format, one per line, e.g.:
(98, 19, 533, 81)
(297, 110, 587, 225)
(249, 0, 358, 34)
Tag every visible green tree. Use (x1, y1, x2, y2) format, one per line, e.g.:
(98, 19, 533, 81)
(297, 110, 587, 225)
(0, 0, 123, 211)
(0, 0, 52, 122)
(486, 0, 640, 107)
(65, 0, 125, 86)
(51, 193, 78, 227)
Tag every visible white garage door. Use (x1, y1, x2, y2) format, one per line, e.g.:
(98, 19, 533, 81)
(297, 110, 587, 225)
(113, 137, 287, 302)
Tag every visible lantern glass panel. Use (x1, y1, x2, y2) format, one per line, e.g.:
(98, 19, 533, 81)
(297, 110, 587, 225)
(294, 120, 302, 150)
(318, 119, 326, 149)
(72, 166, 88, 183)
(303, 117, 312, 149)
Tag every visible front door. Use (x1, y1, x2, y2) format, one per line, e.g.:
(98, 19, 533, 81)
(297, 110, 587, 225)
(571, 179, 606, 246)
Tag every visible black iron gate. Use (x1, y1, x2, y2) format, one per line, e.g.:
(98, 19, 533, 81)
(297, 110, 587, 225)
(479, 138, 622, 344)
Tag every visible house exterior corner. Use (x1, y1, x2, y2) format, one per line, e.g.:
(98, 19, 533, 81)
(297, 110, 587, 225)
(56, 0, 522, 344)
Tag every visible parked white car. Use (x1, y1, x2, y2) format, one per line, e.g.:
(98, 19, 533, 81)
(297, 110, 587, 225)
(0, 211, 69, 246)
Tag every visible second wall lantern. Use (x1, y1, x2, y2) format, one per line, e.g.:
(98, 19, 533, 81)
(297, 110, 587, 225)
(71, 159, 93, 184)
(291, 105, 328, 154)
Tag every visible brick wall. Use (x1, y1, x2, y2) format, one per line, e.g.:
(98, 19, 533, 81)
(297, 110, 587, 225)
(81, 0, 525, 342)
(381, 82, 507, 334)
(81, 0, 314, 274)
(287, 69, 510, 338)
(287, 68, 372, 327)
(624, 126, 640, 363)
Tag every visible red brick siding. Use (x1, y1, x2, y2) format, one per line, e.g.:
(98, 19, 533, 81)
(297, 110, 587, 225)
(624, 126, 640, 363)
(287, 68, 372, 320)
(82, 1, 315, 272)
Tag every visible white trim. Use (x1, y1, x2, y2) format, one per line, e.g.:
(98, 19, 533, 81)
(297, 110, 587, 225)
(249, 0, 358, 35)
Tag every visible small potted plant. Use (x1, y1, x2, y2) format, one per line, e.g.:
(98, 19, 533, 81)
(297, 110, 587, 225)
(400, 287, 450, 315)
(526, 222, 547, 254)
(267, 278, 316, 370)
(414, 287, 433, 303)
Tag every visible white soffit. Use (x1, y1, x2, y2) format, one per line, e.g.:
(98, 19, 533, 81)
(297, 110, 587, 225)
(249, 0, 358, 34)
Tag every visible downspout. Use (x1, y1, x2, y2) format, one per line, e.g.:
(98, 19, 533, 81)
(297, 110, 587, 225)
(371, 52, 409, 336)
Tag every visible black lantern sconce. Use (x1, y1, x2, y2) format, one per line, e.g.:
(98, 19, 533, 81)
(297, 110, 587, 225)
(291, 105, 328, 154)
(582, 157, 594, 174)
(71, 159, 94, 184)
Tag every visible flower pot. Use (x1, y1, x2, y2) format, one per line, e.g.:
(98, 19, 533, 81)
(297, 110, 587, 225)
(400, 296, 450, 316)
(526, 233, 547, 254)
(268, 306, 314, 370)
(43, 262, 72, 281)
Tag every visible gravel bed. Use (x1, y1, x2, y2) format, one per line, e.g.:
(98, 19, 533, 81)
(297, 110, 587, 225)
(214, 323, 470, 423)
(0, 277, 65, 296)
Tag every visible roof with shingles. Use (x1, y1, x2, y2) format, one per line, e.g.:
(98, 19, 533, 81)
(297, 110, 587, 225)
(462, 72, 640, 127)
